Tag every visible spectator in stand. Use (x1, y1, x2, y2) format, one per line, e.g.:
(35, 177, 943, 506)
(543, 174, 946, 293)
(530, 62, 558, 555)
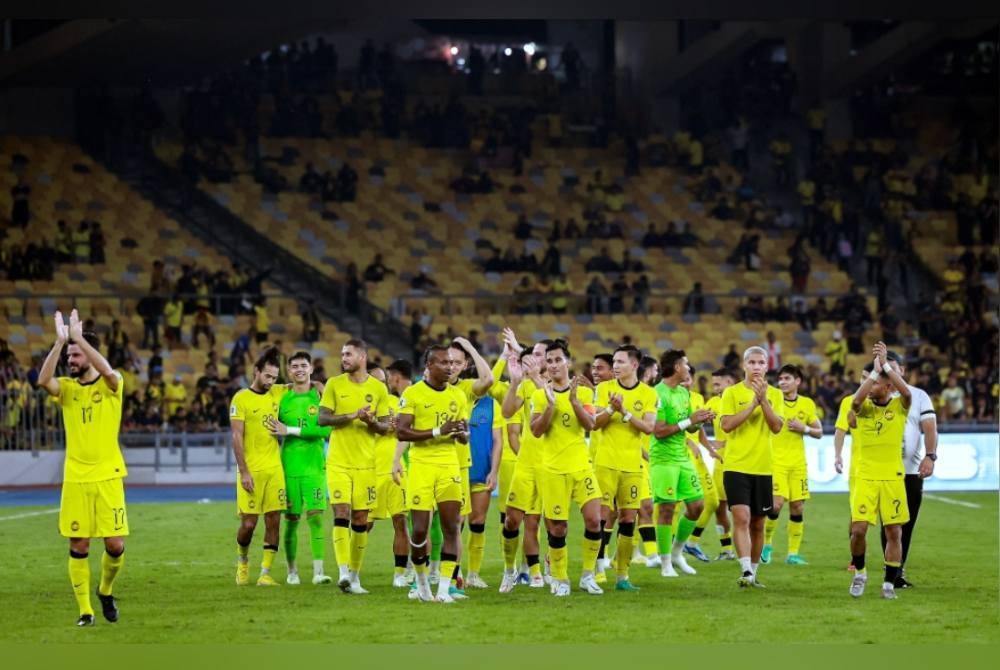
(10, 177, 31, 228)
(585, 275, 607, 314)
(163, 295, 184, 350)
(722, 343, 740, 370)
(191, 306, 216, 349)
(825, 329, 847, 376)
(299, 162, 324, 193)
(363, 253, 394, 282)
(301, 299, 321, 343)
(764, 330, 782, 376)
(788, 237, 811, 293)
(164, 374, 188, 420)
(940, 374, 966, 421)
(252, 298, 270, 343)
(683, 282, 705, 316)
(89, 222, 106, 264)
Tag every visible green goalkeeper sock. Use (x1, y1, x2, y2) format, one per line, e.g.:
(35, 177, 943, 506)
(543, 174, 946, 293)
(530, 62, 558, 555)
(306, 513, 325, 560)
(283, 518, 300, 566)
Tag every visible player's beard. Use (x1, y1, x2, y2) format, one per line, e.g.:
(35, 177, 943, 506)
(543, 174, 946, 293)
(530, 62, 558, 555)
(68, 363, 90, 379)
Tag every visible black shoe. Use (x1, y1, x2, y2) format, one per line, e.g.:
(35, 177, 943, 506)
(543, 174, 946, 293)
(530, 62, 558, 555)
(894, 577, 914, 589)
(76, 614, 95, 627)
(97, 590, 119, 622)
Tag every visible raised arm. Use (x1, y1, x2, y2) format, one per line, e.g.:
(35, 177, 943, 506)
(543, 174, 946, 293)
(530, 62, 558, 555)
(38, 311, 68, 397)
(68, 309, 119, 392)
(454, 337, 494, 397)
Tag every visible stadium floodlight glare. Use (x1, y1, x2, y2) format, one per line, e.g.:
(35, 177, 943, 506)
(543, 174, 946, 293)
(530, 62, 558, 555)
(524, 42, 536, 56)
(450, 46, 459, 56)
(504, 47, 512, 56)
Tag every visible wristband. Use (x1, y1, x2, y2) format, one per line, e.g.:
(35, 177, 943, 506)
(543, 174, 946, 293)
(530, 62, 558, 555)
(604, 406, 615, 416)
(868, 370, 881, 381)
(286, 426, 301, 436)
(622, 412, 633, 423)
(678, 419, 692, 431)
(432, 427, 442, 438)
(882, 363, 892, 374)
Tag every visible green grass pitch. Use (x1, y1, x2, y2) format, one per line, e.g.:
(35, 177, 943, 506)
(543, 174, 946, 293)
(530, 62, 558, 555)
(1, 492, 996, 644)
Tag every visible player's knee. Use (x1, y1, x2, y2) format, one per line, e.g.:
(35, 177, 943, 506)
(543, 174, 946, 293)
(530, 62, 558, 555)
(547, 522, 567, 539)
(286, 514, 301, 522)
(240, 516, 258, 532)
(790, 501, 804, 516)
(688, 501, 704, 519)
(104, 537, 125, 556)
(69, 538, 90, 554)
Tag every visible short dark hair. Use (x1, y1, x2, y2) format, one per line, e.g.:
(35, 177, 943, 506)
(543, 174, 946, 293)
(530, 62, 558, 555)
(593, 353, 613, 367)
(886, 350, 904, 365)
(546, 339, 571, 359)
(254, 346, 282, 373)
(712, 367, 738, 380)
(365, 360, 380, 372)
(638, 355, 658, 380)
(387, 359, 413, 380)
(423, 344, 450, 366)
(288, 350, 312, 365)
(862, 361, 888, 378)
(659, 349, 686, 375)
(614, 345, 642, 364)
(778, 363, 803, 380)
(535, 339, 555, 350)
(74, 331, 101, 350)
(344, 338, 368, 353)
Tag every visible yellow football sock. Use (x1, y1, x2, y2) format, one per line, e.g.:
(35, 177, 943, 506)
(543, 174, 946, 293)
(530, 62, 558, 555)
(439, 559, 456, 587)
(788, 519, 804, 555)
(764, 517, 778, 546)
(349, 524, 368, 573)
(529, 561, 542, 579)
(638, 523, 657, 556)
(469, 528, 486, 574)
(69, 553, 93, 616)
(236, 542, 250, 562)
(501, 531, 520, 571)
(333, 522, 350, 568)
(261, 545, 277, 574)
(581, 531, 601, 573)
(549, 545, 568, 581)
(98, 550, 124, 596)
(615, 532, 634, 578)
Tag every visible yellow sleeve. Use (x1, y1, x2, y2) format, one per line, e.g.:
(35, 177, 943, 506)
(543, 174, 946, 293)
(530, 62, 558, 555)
(834, 397, 852, 431)
(720, 387, 736, 417)
(529, 389, 545, 416)
(230, 392, 246, 422)
(319, 378, 337, 412)
(398, 385, 416, 417)
(807, 398, 819, 424)
(374, 383, 390, 417)
(595, 381, 610, 410)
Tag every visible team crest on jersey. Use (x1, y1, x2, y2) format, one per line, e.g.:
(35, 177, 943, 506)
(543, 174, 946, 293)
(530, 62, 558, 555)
(797, 411, 806, 420)
(91, 391, 103, 404)
(553, 505, 562, 515)
(633, 400, 643, 412)
(333, 491, 342, 499)
(365, 394, 374, 403)
(412, 495, 421, 505)
(70, 521, 80, 532)
(508, 492, 516, 502)
(308, 405, 318, 416)
(248, 500, 256, 509)
(449, 401, 459, 413)
(667, 487, 675, 496)
(230, 405, 238, 416)
(884, 410, 895, 421)
(858, 504, 867, 514)
(398, 397, 407, 408)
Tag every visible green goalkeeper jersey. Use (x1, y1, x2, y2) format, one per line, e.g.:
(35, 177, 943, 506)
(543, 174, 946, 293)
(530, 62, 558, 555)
(278, 387, 332, 477)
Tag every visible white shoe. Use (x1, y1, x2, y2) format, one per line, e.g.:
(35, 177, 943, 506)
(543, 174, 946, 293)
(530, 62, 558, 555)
(661, 560, 679, 578)
(466, 573, 489, 589)
(348, 579, 369, 594)
(499, 570, 518, 594)
(850, 572, 867, 598)
(286, 572, 300, 585)
(435, 593, 456, 604)
(645, 554, 662, 568)
(403, 567, 416, 584)
(631, 550, 647, 565)
(415, 580, 434, 602)
(553, 580, 571, 597)
(311, 574, 332, 585)
(578, 574, 604, 595)
(529, 575, 546, 588)
(392, 573, 410, 588)
(428, 570, 440, 586)
(672, 553, 697, 575)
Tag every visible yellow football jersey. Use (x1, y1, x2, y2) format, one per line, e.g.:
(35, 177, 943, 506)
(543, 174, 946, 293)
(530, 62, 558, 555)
(719, 382, 784, 475)
(530, 386, 594, 474)
(230, 385, 287, 472)
(398, 380, 468, 467)
(58, 374, 126, 482)
(321, 373, 390, 469)
(490, 380, 517, 461)
(853, 396, 907, 480)
(772, 394, 819, 469)
(594, 379, 658, 472)
(514, 379, 542, 466)
(705, 394, 728, 444)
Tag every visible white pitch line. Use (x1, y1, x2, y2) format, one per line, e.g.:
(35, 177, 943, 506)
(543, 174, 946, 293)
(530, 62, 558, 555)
(0, 508, 59, 522)
(924, 494, 982, 509)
